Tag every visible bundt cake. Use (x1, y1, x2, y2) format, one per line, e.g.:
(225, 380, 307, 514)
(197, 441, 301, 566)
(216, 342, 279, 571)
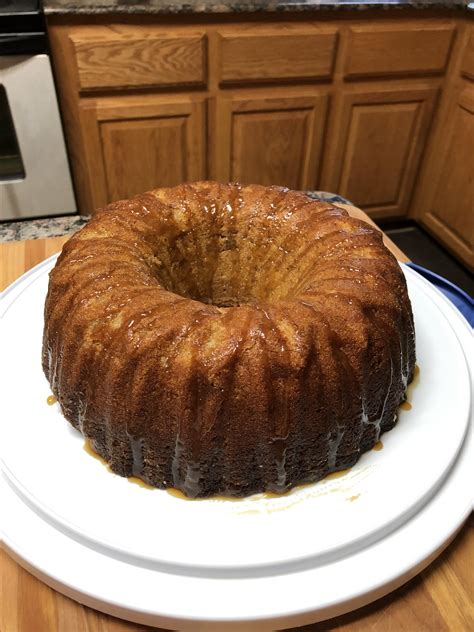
(42, 182, 416, 498)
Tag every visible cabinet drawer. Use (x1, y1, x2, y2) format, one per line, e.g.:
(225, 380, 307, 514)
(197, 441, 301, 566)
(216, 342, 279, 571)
(345, 25, 455, 78)
(218, 29, 338, 84)
(69, 31, 206, 91)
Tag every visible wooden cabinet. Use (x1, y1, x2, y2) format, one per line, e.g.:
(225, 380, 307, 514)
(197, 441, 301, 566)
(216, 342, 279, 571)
(48, 11, 472, 270)
(217, 27, 338, 85)
(324, 19, 453, 220)
(412, 25, 474, 272)
(419, 85, 474, 270)
(78, 95, 206, 209)
(48, 23, 209, 212)
(344, 23, 455, 79)
(210, 91, 329, 189)
(419, 85, 473, 268)
(68, 25, 207, 91)
(321, 85, 439, 219)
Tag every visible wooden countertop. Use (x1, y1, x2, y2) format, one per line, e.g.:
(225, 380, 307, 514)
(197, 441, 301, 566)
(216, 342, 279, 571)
(1, 210, 472, 632)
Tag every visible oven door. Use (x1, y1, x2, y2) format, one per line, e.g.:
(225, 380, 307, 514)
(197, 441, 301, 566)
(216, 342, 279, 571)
(0, 54, 76, 220)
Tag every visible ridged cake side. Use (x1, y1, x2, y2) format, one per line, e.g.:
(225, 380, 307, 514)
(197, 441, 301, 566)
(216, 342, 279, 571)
(42, 182, 416, 497)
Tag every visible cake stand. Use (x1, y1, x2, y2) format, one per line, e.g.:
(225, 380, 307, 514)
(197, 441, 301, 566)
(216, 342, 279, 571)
(0, 261, 472, 630)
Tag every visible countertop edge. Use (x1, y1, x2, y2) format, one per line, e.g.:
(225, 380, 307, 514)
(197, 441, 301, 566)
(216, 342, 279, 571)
(43, 2, 472, 17)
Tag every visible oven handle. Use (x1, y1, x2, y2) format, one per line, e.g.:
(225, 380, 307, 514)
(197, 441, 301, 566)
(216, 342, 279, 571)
(0, 33, 46, 56)
(0, 82, 26, 183)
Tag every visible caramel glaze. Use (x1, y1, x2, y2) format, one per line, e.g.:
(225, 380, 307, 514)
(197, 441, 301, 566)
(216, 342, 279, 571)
(412, 364, 421, 385)
(167, 467, 353, 502)
(43, 182, 416, 499)
(83, 439, 111, 470)
(128, 476, 155, 490)
(323, 467, 353, 481)
(400, 364, 419, 412)
(373, 440, 384, 451)
(84, 439, 155, 489)
(46, 395, 57, 406)
(405, 364, 420, 403)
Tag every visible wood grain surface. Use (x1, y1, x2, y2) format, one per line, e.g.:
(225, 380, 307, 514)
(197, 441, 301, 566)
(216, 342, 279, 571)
(320, 84, 440, 220)
(48, 12, 464, 226)
(95, 95, 206, 201)
(412, 21, 474, 273)
(218, 27, 338, 84)
(211, 90, 330, 190)
(344, 23, 455, 78)
(70, 28, 206, 91)
(1, 217, 471, 631)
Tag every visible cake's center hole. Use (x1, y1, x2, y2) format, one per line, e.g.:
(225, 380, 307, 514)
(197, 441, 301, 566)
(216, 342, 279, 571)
(152, 228, 299, 307)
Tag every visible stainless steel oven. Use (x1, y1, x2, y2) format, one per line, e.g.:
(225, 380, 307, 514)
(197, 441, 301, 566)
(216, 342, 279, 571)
(0, 1, 76, 220)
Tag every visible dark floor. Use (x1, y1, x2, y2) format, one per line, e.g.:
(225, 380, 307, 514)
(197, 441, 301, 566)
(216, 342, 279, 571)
(379, 222, 474, 298)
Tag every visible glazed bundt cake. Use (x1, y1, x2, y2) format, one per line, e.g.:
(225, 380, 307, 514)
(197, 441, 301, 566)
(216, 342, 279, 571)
(42, 182, 416, 498)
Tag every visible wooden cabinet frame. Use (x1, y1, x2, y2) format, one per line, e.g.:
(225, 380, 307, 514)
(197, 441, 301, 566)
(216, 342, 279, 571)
(321, 84, 439, 219)
(209, 90, 330, 190)
(78, 95, 206, 210)
(48, 10, 471, 253)
(415, 86, 474, 271)
(410, 22, 474, 271)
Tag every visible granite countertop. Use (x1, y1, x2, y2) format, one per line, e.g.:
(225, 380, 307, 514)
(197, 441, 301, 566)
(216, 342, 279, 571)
(43, 0, 470, 15)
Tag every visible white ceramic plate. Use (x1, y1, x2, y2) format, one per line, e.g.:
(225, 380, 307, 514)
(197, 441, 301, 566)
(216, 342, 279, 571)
(0, 258, 471, 579)
(0, 265, 471, 630)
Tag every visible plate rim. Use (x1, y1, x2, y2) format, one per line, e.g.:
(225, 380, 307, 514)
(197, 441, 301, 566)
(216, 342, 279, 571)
(0, 260, 471, 576)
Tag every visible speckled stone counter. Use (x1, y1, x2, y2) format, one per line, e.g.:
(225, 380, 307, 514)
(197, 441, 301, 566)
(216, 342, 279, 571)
(43, 0, 470, 15)
(0, 192, 350, 242)
(0, 215, 90, 243)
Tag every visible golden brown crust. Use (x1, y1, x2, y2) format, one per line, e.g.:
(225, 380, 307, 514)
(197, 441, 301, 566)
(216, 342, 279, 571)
(42, 182, 416, 497)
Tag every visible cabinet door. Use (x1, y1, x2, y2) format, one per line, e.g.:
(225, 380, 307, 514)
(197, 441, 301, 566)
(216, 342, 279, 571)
(79, 95, 206, 209)
(321, 86, 438, 219)
(415, 85, 474, 271)
(210, 92, 329, 190)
